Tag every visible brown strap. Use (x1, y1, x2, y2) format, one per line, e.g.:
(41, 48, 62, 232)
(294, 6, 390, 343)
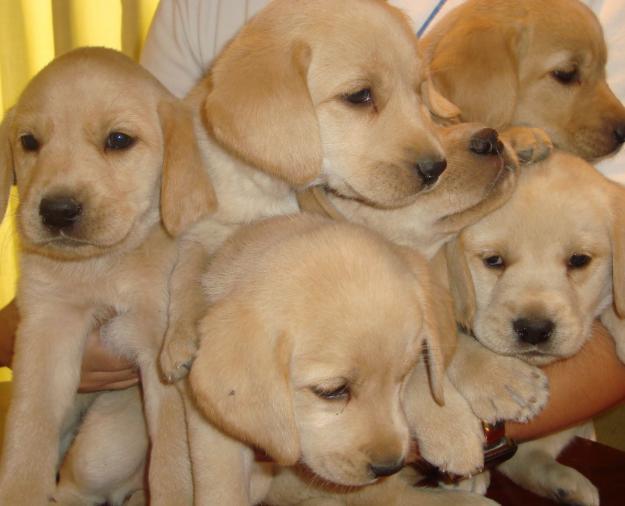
(296, 186, 345, 221)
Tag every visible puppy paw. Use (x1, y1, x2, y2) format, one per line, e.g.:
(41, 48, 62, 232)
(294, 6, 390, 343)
(550, 468, 599, 506)
(463, 357, 548, 423)
(159, 323, 198, 383)
(449, 341, 549, 424)
(416, 394, 486, 476)
(500, 127, 553, 164)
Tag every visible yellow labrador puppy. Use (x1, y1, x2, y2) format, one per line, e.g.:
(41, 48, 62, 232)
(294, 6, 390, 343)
(174, 213, 497, 506)
(422, 0, 625, 161)
(445, 151, 625, 505)
(185, 0, 458, 253)
(0, 47, 215, 505)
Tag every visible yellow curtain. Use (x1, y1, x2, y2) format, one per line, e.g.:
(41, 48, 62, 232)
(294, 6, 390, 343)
(0, 0, 159, 382)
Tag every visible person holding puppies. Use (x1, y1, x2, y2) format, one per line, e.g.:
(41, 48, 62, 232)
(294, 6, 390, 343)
(0, 0, 624, 478)
(136, 0, 625, 448)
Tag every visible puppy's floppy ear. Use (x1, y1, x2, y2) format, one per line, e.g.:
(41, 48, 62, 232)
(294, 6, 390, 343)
(204, 36, 322, 187)
(394, 245, 450, 406)
(420, 79, 461, 124)
(425, 20, 527, 128)
(189, 299, 300, 466)
(611, 188, 625, 318)
(445, 237, 476, 331)
(0, 108, 15, 222)
(158, 100, 217, 237)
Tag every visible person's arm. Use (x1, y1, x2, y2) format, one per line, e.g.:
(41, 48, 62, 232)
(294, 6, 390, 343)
(0, 299, 138, 392)
(507, 321, 625, 443)
(140, 0, 265, 99)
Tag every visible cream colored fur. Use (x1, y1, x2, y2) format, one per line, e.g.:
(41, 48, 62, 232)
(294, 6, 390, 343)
(445, 152, 625, 505)
(172, 214, 498, 506)
(0, 47, 215, 505)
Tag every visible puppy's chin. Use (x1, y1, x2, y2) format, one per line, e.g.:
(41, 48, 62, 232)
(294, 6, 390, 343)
(435, 160, 515, 233)
(325, 175, 431, 210)
(515, 350, 562, 367)
(474, 334, 561, 366)
(552, 127, 623, 161)
(19, 219, 139, 261)
(297, 459, 378, 489)
(473, 323, 585, 367)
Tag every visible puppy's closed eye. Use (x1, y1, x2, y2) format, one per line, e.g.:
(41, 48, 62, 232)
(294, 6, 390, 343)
(551, 67, 581, 86)
(311, 382, 351, 401)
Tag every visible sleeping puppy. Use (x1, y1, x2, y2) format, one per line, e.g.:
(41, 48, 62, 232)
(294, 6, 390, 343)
(421, 0, 625, 161)
(175, 213, 497, 506)
(0, 47, 215, 505)
(445, 151, 625, 505)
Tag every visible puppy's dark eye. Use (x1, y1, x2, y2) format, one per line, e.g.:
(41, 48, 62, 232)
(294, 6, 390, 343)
(20, 134, 40, 152)
(552, 68, 580, 85)
(483, 255, 505, 269)
(105, 132, 135, 151)
(344, 88, 373, 106)
(312, 384, 350, 401)
(568, 253, 591, 269)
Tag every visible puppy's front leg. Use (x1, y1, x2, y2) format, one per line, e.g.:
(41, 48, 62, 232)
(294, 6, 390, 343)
(402, 357, 485, 477)
(447, 332, 549, 423)
(105, 307, 193, 505)
(182, 382, 255, 506)
(160, 236, 213, 383)
(0, 304, 95, 504)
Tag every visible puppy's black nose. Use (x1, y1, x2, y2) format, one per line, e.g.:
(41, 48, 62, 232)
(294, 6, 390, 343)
(513, 318, 555, 345)
(416, 157, 447, 185)
(470, 128, 503, 155)
(39, 196, 82, 230)
(370, 459, 404, 478)
(614, 124, 625, 145)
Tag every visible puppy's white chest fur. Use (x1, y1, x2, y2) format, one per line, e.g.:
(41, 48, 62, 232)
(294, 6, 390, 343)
(194, 119, 299, 225)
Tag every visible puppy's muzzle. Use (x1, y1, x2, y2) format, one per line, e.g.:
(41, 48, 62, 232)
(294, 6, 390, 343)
(513, 317, 555, 345)
(469, 128, 503, 156)
(415, 157, 447, 186)
(370, 458, 405, 478)
(39, 196, 82, 231)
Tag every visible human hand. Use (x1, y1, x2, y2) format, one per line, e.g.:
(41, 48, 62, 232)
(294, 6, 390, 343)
(1, 300, 138, 391)
(78, 329, 139, 392)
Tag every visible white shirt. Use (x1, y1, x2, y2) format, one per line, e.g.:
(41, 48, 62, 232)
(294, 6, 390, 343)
(140, 0, 625, 182)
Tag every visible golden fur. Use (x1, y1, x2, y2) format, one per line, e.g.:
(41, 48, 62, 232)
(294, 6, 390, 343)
(174, 214, 497, 505)
(0, 47, 215, 505)
(444, 152, 625, 504)
(186, 0, 456, 234)
(421, 0, 625, 160)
